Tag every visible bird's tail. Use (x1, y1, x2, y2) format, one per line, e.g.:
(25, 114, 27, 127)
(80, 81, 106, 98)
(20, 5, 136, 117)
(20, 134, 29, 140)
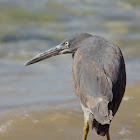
(92, 119, 109, 136)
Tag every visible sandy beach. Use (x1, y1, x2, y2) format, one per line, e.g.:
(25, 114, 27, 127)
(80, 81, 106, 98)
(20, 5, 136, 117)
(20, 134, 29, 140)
(0, 82, 139, 140)
(0, 0, 140, 140)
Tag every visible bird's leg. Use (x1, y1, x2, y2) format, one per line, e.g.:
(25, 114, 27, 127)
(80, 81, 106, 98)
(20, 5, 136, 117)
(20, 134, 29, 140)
(106, 128, 110, 140)
(82, 117, 89, 140)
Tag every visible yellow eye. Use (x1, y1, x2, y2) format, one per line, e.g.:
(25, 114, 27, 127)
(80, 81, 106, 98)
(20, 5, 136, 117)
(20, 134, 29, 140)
(65, 41, 69, 47)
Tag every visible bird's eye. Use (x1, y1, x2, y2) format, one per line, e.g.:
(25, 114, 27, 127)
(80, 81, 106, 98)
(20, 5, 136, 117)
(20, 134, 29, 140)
(65, 41, 69, 47)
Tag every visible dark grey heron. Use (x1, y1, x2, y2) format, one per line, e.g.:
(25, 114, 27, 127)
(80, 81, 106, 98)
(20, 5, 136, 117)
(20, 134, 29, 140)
(25, 33, 126, 140)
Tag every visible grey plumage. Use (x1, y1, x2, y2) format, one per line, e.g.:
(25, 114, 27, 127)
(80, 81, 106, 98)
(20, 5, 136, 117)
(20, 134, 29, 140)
(72, 34, 126, 136)
(25, 33, 126, 139)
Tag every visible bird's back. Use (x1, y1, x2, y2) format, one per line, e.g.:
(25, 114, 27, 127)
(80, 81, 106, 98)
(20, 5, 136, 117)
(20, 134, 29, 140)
(72, 35, 126, 136)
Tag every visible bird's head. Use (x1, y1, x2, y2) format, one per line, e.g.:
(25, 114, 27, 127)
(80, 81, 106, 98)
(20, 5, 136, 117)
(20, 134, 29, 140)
(24, 33, 91, 66)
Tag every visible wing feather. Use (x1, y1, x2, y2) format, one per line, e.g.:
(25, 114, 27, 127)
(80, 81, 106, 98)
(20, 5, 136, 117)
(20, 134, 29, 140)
(72, 36, 125, 125)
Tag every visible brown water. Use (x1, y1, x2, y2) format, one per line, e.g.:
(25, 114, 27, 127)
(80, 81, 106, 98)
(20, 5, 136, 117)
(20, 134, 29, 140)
(0, 83, 140, 140)
(0, 0, 140, 140)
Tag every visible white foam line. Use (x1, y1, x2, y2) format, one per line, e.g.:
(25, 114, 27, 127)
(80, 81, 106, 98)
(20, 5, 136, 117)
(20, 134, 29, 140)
(0, 120, 13, 133)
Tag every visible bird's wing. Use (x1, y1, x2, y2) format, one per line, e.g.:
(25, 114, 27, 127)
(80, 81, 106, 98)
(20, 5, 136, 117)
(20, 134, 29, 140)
(72, 45, 121, 124)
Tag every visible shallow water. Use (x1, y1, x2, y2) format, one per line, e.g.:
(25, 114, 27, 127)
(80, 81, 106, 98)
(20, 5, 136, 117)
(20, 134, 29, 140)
(0, 0, 140, 140)
(0, 83, 140, 140)
(0, 57, 140, 113)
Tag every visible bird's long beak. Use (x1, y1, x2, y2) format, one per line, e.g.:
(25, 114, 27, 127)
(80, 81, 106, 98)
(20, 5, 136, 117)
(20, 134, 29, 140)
(24, 45, 70, 66)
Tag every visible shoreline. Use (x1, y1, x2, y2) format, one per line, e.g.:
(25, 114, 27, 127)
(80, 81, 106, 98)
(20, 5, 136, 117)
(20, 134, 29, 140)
(0, 82, 140, 140)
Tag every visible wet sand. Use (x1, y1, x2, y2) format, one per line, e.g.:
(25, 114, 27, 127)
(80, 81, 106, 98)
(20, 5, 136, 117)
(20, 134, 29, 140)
(0, 82, 140, 140)
(0, 1, 140, 140)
